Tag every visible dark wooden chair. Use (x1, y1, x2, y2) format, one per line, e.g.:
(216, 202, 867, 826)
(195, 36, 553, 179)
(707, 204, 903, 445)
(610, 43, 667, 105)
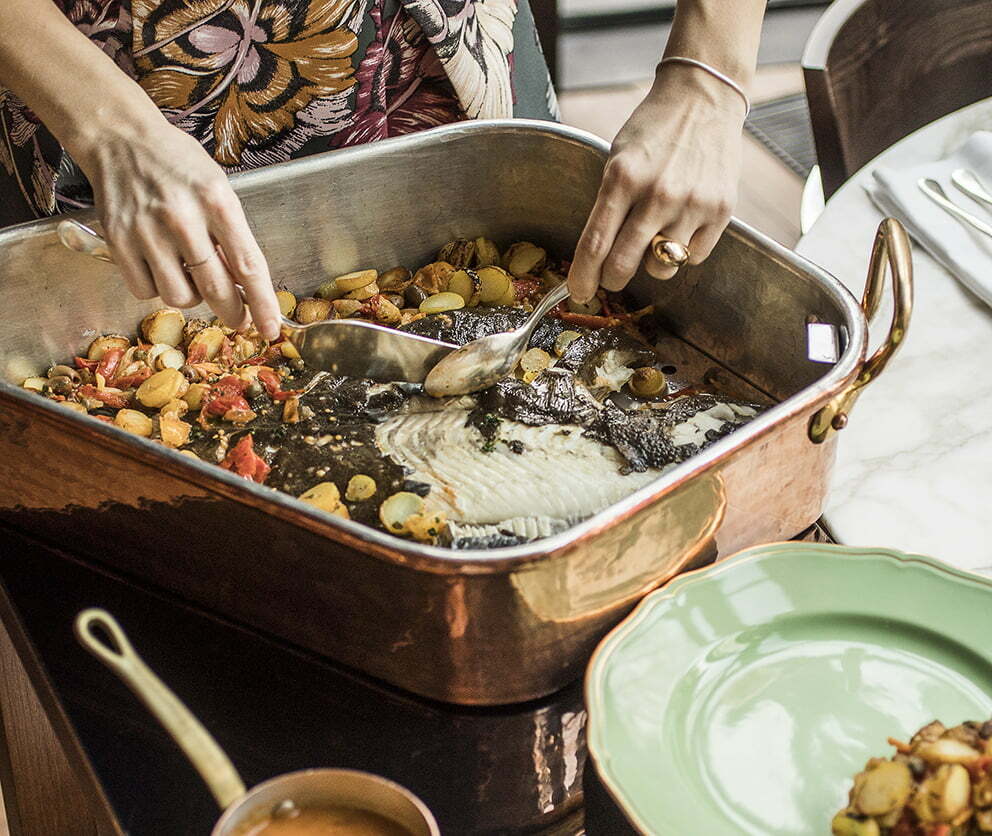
(802, 0, 992, 198)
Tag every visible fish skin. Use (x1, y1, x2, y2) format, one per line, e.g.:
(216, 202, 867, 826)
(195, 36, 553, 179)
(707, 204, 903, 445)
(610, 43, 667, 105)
(444, 516, 579, 549)
(400, 306, 570, 352)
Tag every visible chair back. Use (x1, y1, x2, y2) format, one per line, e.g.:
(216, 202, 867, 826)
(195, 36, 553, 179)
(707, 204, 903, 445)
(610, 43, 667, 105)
(803, 0, 992, 198)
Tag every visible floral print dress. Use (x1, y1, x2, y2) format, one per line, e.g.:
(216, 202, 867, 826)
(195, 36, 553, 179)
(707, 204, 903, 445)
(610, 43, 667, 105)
(0, 0, 558, 227)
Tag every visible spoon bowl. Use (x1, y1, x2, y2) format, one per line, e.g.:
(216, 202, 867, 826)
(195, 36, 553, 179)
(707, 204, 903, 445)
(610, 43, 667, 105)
(424, 282, 571, 397)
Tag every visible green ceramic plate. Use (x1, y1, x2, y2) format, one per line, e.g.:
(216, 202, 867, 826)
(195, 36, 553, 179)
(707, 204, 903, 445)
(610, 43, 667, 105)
(586, 543, 992, 835)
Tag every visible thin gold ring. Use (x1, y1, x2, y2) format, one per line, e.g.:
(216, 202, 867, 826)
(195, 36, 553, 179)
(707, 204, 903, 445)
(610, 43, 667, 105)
(182, 250, 218, 270)
(650, 235, 690, 269)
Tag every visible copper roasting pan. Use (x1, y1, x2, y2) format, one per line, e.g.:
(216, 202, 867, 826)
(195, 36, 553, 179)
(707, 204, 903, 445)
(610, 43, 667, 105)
(0, 121, 911, 705)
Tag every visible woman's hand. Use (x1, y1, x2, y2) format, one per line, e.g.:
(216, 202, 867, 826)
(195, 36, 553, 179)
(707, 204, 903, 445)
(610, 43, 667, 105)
(568, 62, 747, 303)
(74, 114, 282, 340)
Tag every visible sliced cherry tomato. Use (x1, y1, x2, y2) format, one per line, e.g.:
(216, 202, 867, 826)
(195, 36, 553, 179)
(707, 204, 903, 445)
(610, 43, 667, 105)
(220, 434, 270, 483)
(198, 375, 252, 426)
(513, 277, 542, 303)
(186, 343, 208, 364)
(257, 368, 302, 402)
(96, 347, 125, 381)
(77, 385, 131, 409)
(220, 337, 235, 366)
(112, 367, 154, 390)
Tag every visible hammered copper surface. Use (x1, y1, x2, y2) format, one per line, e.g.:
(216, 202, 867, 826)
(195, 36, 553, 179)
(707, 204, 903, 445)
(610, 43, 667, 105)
(0, 121, 870, 705)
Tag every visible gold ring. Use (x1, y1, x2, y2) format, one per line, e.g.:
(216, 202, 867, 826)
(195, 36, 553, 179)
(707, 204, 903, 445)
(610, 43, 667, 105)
(182, 250, 218, 270)
(650, 235, 690, 269)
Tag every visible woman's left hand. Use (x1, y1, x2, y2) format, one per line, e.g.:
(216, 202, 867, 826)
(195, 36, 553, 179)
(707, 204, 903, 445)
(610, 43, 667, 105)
(568, 62, 747, 302)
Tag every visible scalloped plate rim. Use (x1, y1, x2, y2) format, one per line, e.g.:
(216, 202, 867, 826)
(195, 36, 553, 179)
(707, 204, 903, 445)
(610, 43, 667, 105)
(584, 542, 992, 835)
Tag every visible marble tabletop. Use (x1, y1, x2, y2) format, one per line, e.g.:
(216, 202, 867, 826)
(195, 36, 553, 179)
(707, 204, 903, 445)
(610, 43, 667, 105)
(796, 98, 992, 574)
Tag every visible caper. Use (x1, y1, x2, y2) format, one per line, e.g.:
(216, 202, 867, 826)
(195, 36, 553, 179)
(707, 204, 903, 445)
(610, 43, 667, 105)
(404, 284, 429, 308)
(179, 364, 198, 381)
(47, 364, 79, 381)
(46, 375, 75, 396)
(290, 358, 305, 371)
(245, 380, 264, 399)
(133, 349, 148, 361)
(980, 721, 992, 740)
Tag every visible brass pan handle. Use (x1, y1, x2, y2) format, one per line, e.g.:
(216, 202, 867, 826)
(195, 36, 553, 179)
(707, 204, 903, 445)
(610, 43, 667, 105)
(75, 609, 247, 809)
(809, 218, 913, 444)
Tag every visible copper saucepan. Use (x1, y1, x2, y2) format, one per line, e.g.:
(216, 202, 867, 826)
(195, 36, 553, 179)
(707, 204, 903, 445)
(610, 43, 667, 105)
(75, 609, 440, 836)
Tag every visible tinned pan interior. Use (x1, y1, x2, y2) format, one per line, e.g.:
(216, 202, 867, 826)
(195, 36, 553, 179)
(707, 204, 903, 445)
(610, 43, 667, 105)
(0, 120, 866, 570)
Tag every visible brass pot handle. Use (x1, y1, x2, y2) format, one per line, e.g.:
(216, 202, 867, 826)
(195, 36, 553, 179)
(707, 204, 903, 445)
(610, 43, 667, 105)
(809, 218, 914, 444)
(75, 609, 247, 809)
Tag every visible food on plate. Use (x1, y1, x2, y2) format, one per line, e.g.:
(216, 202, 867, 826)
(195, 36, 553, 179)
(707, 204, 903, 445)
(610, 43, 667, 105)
(833, 718, 992, 835)
(21, 238, 764, 547)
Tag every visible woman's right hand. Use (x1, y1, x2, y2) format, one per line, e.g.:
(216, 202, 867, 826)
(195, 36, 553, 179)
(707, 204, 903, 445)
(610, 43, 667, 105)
(73, 114, 282, 341)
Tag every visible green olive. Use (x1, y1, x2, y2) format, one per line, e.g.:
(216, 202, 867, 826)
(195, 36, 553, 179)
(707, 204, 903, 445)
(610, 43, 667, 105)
(245, 380, 264, 399)
(290, 358, 305, 372)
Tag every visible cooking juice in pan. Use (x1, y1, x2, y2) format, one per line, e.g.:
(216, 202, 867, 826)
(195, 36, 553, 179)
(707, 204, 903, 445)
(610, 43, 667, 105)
(234, 804, 412, 835)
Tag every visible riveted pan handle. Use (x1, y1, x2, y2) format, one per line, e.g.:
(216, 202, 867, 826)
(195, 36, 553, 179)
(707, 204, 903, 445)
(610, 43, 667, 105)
(809, 218, 913, 444)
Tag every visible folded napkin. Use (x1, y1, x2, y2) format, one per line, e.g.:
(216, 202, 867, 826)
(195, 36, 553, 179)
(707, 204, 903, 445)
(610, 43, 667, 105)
(867, 131, 992, 307)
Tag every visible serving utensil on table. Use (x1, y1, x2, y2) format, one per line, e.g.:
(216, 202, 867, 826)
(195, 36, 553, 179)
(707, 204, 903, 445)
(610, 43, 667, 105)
(951, 168, 992, 208)
(423, 282, 571, 397)
(917, 178, 992, 240)
(57, 219, 456, 384)
(75, 608, 439, 836)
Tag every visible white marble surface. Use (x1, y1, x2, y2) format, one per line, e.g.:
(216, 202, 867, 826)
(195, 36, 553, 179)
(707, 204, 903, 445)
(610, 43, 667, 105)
(796, 99, 992, 574)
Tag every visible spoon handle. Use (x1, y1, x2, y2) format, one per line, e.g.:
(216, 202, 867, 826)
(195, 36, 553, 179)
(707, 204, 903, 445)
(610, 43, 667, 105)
(75, 609, 247, 809)
(918, 178, 992, 240)
(951, 168, 992, 209)
(57, 219, 113, 262)
(524, 282, 570, 331)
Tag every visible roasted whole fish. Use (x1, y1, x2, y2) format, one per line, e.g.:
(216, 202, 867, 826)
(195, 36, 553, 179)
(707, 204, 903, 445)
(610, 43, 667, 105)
(20, 239, 764, 548)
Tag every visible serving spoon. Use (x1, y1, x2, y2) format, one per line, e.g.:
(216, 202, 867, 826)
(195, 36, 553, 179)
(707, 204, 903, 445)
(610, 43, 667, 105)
(423, 281, 571, 397)
(56, 219, 456, 384)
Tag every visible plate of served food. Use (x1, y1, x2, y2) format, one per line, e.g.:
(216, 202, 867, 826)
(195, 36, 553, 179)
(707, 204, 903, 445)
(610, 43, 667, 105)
(585, 543, 992, 835)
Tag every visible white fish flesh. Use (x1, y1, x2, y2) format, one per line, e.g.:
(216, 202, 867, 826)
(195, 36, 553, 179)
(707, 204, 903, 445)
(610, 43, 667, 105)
(375, 394, 759, 531)
(375, 398, 659, 525)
